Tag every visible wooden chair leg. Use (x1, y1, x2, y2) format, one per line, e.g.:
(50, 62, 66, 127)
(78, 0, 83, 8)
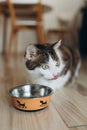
(14, 31, 18, 55)
(70, 32, 78, 46)
(37, 25, 46, 44)
(2, 15, 8, 55)
(7, 29, 16, 58)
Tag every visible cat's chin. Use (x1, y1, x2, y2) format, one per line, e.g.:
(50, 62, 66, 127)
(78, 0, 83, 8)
(46, 76, 59, 80)
(50, 77, 58, 80)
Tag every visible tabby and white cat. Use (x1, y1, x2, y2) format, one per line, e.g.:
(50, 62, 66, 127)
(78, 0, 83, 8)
(24, 39, 81, 90)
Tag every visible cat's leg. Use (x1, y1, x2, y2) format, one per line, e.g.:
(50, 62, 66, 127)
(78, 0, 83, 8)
(70, 77, 77, 87)
(71, 60, 81, 87)
(74, 60, 81, 79)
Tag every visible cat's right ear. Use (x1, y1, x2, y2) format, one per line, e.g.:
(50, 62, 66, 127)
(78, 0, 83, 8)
(53, 40, 62, 49)
(24, 44, 40, 61)
(51, 40, 62, 50)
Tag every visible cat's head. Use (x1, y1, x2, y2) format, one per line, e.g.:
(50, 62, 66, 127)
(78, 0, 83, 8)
(24, 40, 71, 80)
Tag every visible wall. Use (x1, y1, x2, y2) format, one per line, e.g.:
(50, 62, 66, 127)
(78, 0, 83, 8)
(0, 0, 84, 53)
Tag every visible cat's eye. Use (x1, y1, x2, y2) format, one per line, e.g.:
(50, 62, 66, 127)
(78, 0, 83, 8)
(56, 61, 60, 66)
(41, 64, 49, 70)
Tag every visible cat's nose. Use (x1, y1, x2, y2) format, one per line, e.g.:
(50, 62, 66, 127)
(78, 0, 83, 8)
(50, 73, 59, 80)
(53, 74, 59, 79)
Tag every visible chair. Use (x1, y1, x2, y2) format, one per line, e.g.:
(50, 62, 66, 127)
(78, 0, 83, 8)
(48, 12, 80, 46)
(7, 0, 46, 56)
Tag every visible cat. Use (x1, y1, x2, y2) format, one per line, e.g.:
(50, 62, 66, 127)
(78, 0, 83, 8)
(24, 39, 81, 91)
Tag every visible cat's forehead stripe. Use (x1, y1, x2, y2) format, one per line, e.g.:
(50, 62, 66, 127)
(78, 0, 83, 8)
(44, 47, 58, 61)
(36, 43, 58, 60)
(26, 46, 59, 70)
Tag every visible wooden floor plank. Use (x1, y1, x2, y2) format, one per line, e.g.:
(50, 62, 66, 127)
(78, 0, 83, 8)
(70, 126, 87, 130)
(51, 58, 87, 128)
(52, 84, 87, 127)
(0, 55, 70, 130)
(0, 55, 87, 130)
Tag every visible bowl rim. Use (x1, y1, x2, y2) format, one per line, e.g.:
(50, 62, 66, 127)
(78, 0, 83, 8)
(9, 83, 54, 99)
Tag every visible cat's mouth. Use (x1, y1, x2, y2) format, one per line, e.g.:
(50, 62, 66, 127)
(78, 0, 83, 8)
(49, 74, 60, 80)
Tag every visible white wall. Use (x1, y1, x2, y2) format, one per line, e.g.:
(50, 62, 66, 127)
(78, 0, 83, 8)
(0, 0, 84, 53)
(43, 0, 84, 29)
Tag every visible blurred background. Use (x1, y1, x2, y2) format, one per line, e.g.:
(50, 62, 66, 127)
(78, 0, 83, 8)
(0, 0, 87, 56)
(0, 1, 87, 129)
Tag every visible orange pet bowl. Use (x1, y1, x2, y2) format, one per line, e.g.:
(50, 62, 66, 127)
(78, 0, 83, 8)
(9, 84, 53, 111)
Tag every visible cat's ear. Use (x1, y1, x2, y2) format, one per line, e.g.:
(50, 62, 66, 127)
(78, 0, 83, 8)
(53, 40, 62, 49)
(25, 44, 40, 61)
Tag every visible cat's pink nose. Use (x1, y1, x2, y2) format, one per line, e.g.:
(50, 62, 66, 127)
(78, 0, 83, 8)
(51, 73, 59, 80)
(50, 73, 60, 80)
(53, 74, 59, 79)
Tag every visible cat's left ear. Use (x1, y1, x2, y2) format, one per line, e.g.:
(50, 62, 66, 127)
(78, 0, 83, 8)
(52, 40, 62, 50)
(24, 44, 40, 61)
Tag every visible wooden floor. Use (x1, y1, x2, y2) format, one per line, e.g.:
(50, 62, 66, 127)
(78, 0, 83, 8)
(0, 54, 87, 130)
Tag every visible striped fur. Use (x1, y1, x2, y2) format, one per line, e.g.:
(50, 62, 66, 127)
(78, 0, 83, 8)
(25, 39, 81, 90)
